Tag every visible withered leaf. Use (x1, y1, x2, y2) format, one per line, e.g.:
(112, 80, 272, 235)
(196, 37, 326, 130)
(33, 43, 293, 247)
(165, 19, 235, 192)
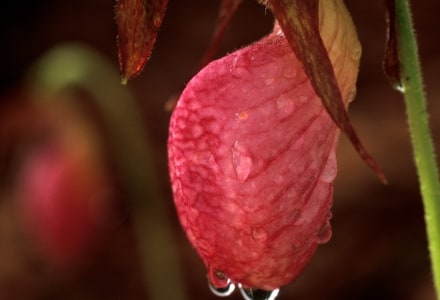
(116, 0, 168, 83)
(267, 0, 386, 183)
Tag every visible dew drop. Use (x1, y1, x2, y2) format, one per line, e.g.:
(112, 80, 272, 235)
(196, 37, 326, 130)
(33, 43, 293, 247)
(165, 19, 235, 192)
(276, 96, 295, 118)
(209, 280, 236, 297)
(231, 141, 253, 182)
(238, 284, 280, 300)
(393, 82, 406, 93)
(283, 66, 297, 79)
(274, 27, 284, 36)
(235, 111, 249, 121)
(251, 227, 268, 242)
(264, 78, 275, 85)
(208, 269, 236, 297)
(208, 268, 229, 286)
(316, 221, 332, 244)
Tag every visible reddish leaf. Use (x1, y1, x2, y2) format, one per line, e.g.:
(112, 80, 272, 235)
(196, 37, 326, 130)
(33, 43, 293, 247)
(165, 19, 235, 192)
(116, 0, 168, 83)
(267, 0, 387, 183)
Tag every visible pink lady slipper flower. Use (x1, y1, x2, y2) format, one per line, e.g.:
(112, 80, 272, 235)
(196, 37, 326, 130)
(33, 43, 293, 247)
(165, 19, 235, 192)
(18, 108, 113, 268)
(168, 0, 361, 293)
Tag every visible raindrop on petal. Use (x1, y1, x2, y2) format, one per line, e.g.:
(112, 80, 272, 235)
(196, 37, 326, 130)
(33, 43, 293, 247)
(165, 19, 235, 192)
(276, 95, 295, 119)
(283, 66, 297, 79)
(231, 141, 253, 182)
(251, 227, 268, 242)
(235, 111, 249, 121)
(264, 77, 275, 85)
(238, 284, 280, 300)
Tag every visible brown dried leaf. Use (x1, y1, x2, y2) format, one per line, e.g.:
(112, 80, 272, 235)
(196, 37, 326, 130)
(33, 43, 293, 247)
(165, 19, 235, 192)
(267, 0, 386, 183)
(116, 0, 168, 83)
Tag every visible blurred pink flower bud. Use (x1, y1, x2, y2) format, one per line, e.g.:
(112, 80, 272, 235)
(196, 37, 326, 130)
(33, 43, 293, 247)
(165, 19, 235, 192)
(17, 111, 116, 268)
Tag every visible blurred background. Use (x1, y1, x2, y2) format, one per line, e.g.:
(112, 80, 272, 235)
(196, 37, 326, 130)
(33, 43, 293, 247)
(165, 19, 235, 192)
(0, 0, 439, 299)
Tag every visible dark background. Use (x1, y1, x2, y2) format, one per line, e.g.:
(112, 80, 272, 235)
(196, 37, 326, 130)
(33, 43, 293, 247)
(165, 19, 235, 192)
(0, 0, 439, 299)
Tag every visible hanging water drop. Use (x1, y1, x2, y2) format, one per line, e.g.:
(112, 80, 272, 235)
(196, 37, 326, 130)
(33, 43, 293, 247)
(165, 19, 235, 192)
(231, 141, 253, 182)
(238, 284, 280, 300)
(208, 268, 230, 287)
(209, 280, 236, 297)
(394, 82, 405, 93)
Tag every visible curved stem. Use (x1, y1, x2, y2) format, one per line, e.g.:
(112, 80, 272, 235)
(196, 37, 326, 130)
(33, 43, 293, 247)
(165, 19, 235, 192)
(28, 43, 189, 300)
(395, 1, 440, 296)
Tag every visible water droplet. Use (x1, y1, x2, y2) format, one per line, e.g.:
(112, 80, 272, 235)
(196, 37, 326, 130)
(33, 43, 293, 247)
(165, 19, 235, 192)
(209, 280, 236, 297)
(316, 221, 332, 244)
(393, 82, 405, 93)
(231, 141, 253, 182)
(276, 96, 295, 118)
(265, 78, 275, 85)
(235, 111, 249, 121)
(208, 268, 228, 286)
(274, 27, 284, 36)
(251, 227, 268, 242)
(208, 269, 236, 297)
(238, 284, 280, 300)
(283, 66, 297, 79)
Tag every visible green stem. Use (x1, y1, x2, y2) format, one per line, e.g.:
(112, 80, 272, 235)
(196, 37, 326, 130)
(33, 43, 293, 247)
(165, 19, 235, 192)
(28, 43, 189, 300)
(396, 1, 440, 296)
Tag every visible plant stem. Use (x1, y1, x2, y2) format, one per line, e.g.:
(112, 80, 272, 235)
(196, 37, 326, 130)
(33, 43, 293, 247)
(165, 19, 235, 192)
(395, 1, 440, 296)
(28, 43, 189, 300)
